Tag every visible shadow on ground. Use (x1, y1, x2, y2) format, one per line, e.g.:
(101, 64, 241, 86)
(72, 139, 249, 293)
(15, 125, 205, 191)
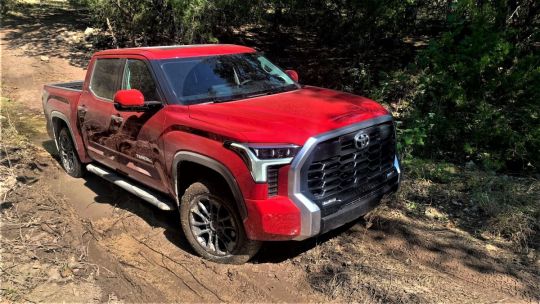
(294, 209, 540, 302)
(2, 2, 93, 68)
(42, 138, 540, 300)
(42, 138, 197, 256)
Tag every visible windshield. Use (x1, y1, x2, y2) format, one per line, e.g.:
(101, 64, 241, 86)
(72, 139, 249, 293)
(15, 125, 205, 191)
(160, 53, 299, 105)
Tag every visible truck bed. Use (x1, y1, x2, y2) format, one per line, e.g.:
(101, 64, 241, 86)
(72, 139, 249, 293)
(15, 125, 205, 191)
(48, 81, 84, 92)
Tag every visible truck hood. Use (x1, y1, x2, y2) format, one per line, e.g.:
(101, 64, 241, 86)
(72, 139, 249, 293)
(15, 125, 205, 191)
(188, 86, 390, 145)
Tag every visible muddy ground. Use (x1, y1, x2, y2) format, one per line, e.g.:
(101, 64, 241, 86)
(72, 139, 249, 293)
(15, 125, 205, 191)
(1, 2, 539, 303)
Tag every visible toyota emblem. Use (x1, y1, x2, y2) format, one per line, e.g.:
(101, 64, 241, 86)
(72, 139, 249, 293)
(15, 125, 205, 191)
(354, 131, 370, 150)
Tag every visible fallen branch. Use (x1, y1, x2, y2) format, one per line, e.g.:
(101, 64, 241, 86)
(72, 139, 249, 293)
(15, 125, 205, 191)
(106, 18, 119, 48)
(80, 261, 116, 278)
(138, 251, 203, 298)
(131, 235, 227, 302)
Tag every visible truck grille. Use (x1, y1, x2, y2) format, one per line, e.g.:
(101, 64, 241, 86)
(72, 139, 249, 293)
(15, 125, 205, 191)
(303, 122, 396, 216)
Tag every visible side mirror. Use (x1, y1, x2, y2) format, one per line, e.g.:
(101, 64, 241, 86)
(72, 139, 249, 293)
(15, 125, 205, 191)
(113, 89, 144, 111)
(285, 70, 299, 82)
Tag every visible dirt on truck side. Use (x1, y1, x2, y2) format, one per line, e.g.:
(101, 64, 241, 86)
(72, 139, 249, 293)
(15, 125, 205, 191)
(1, 2, 539, 303)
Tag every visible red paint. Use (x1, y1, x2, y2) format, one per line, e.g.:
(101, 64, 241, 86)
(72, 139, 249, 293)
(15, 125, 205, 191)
(188, 86, 388, 145)
(42, 45, 391, 241)
(285, 69, 299, 82)
(114, 89, 145, 106)
(243, 197, 301, 240)
(95, 44, 256, 59)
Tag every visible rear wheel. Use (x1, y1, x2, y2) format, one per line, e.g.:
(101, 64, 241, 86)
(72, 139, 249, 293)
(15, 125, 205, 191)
(180, 181, 261, 264)
(57, 127, 84, 178)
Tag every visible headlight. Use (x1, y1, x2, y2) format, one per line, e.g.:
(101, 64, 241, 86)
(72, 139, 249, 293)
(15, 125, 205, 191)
(225, 142, 300, 183)
(249, 145, 300, 159)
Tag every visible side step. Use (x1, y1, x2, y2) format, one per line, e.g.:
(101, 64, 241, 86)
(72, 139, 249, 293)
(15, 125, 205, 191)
(86, 164, 174, 211)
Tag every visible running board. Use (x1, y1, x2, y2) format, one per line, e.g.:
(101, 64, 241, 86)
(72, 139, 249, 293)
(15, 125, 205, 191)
(86, 164, 174, 211)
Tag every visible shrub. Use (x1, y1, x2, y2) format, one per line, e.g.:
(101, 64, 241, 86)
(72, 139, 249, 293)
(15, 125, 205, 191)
(394, 0, 540, 173)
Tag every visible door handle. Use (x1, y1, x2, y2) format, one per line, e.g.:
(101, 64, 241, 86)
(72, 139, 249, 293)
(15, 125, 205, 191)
(77, 105, 88, 125)
(77, 105, 87, 117)
(110, 115, 123, 131)
(111, 115, 123, 124)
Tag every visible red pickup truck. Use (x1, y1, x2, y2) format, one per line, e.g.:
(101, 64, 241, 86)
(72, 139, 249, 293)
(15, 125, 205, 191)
(42, 45, 400, 264)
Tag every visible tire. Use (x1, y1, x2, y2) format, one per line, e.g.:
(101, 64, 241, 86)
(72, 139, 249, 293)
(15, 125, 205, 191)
(57, 127, 84, 178)
(180, 181, 261, 264)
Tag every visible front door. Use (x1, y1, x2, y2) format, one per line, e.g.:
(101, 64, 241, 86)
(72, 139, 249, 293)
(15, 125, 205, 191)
(104, 57, 168, 192)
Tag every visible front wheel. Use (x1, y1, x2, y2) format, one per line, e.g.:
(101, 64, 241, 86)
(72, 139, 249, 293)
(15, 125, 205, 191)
(57, 127, 84, 178)
(180, 181, 261, 264)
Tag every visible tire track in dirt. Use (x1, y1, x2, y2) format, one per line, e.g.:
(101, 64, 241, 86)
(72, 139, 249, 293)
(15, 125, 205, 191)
(1, 5, 323, 302)
(89, 206, 320, 302)
(2, 2, 539, 303)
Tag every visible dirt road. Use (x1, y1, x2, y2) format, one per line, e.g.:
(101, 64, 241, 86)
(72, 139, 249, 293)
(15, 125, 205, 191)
(1, 2, 539, 303)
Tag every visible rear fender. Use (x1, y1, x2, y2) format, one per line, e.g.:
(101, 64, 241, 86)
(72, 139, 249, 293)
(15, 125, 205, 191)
(50, 111, 90, 163)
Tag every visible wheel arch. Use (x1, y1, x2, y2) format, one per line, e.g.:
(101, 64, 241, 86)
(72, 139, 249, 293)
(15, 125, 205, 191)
(172, 151, 247, 219)
(50, 111, 78, 152)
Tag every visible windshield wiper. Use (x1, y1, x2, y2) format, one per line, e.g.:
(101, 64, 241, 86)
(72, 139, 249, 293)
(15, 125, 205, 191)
(211, 96, 246, 104)
(243, 92, 271, 99)
(267, 85, 297, 94)
(206, 85, 298, 104)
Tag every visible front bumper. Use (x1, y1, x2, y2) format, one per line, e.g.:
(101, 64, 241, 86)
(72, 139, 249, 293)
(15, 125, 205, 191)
(319, 167, 399, 235)
(243, 157, 400, 241)
(242, 115, 401, 241)
(243, 196, 301, 241)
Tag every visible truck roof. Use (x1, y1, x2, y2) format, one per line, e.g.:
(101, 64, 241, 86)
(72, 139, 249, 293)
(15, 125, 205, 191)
(94, 44, 256, 59)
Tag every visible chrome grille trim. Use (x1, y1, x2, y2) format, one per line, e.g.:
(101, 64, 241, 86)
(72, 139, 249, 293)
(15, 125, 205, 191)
(288, 114, 395, 240)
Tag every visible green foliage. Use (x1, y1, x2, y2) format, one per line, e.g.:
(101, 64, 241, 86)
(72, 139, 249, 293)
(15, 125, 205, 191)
(85, 0, 275, 46)
(377, 0, 539, 173)
(280, 0, 417, 48)
(76, 0, 538, 173)
(1, 0, 15, 15)
(86, 0, 246, 46)
(402, 158, 458, 183)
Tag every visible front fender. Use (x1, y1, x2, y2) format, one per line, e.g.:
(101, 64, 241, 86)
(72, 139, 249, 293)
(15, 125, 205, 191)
(171, 151, 247, 219)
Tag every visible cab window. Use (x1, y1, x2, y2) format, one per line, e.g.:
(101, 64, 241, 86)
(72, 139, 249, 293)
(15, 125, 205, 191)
(122, 59, 161, 101)
(89, 58, 124, 100)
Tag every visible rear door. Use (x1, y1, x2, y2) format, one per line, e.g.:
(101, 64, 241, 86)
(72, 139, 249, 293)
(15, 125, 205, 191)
(78, 57, 124, 168)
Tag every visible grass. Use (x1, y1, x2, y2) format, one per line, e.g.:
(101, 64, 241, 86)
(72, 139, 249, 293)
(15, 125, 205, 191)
(397, 157, 539, 250)
(1, 97, 25, 143)
(0, 97, 33, 201)
(0, 97, 47, 142)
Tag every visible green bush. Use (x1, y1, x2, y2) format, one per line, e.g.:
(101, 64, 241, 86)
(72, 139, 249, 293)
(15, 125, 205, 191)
(84, 0, 265, 46)
(1, 0, 15, 15)
(78, 0, 538, 174)
(393, 0, 540, 172)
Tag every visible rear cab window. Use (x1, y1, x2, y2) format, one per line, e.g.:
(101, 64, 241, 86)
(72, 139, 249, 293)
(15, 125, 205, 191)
(89, 58, 124, 100)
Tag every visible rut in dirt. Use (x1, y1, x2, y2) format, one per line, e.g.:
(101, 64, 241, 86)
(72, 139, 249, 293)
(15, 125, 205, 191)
(1, 1, 539, 303)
